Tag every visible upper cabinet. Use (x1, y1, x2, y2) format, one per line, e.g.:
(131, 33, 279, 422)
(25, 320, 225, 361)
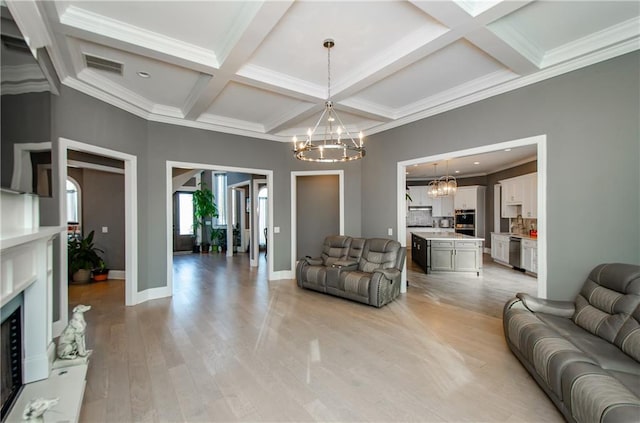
(433, 195, 454, 217)
(500, 173, 537, 218)
(407, 186, 431, 207)
(454, 186, 484, 210)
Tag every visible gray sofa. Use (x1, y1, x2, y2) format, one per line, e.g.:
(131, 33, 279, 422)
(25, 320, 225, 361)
(296, 235, 405, 307)
(503, 263, 640, 423)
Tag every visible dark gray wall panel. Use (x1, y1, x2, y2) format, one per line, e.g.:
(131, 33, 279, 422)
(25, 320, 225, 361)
(81, 169, 125, 270)
(362, 52, 640, 300)
(296, 175, 340, 259)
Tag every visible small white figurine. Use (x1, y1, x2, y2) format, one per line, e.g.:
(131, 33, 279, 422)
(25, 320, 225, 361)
(22, 397, 59, 420)
(56, 304, 92, 359)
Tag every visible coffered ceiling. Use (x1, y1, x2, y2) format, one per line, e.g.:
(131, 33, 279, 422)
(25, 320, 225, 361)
(4, 0, 639, 143)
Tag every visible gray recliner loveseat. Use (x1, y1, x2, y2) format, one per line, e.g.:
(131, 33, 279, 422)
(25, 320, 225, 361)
(503, 263, 640, 423)
(296, 235, 405, 307)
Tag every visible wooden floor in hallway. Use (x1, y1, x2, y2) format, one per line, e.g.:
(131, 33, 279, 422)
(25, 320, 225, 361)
(72, 252, 562, 422)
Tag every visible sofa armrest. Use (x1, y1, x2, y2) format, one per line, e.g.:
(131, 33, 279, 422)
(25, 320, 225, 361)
(332, 260, 358, 270)
(304, 257, 323, 266)
(373, 268, 400, 281)
(516, 293, 575, 317)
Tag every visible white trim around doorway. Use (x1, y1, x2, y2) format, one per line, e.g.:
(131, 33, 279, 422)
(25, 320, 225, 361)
(166, 161, 274, 297)
(396, 134, 547, 298)
(56, 138, 138, 336)
(290, 170, 345, 275)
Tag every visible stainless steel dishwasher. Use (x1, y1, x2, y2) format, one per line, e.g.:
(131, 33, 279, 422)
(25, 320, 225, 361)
(509, 236, 521, 269)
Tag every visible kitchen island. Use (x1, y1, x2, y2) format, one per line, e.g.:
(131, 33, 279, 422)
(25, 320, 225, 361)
(410, 232, 484, 275)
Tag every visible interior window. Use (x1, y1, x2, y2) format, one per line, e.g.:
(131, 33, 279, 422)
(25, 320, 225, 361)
(178, 192, 194, 235)
(66, 178, 80, 224)
(214, 173, 227, 225)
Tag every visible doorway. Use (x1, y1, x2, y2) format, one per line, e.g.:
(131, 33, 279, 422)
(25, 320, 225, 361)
(166, 161, 273, 295)
(290, 171, 344, 270)
(56, 138, 138, 336)
(396, 134, 547, 297)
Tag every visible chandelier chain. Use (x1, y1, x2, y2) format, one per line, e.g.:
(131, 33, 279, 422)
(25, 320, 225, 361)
(327, 42, 331, 100)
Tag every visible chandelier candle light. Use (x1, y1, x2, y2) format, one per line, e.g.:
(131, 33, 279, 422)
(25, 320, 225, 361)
(292, 39, 365, 162)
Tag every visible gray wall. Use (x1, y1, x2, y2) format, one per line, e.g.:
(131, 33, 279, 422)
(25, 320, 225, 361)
(67, 163, 126, 270)
(296, 175, 340, 259)
(47, 52, 638, 303)
(362, 52, 640, 300)
(1, 92, 52, 189)
(81, 169, 125, 270)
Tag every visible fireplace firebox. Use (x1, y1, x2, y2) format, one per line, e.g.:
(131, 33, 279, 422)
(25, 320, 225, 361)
(1, 306, 23, 421)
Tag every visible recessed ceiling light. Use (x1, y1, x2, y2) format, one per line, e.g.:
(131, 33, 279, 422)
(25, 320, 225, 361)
(473, 161, 480, 165)
(504, 148, 512, 152)
(455, 170, 460, 174)
(137, 71, 151, 78)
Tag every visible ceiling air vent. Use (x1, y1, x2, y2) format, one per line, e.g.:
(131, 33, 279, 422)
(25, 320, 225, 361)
(84, 54, 123, 75)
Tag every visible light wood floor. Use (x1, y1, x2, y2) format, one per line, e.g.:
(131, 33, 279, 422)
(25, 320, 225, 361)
(71, 252, 562, 422)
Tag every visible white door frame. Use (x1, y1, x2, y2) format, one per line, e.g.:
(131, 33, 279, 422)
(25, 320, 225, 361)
(166, 161, 273, 294)
(56, 138, 138, 335)
(227, 181, 250, 257)
(251, 179, 267, 267)
(290, 170, 344, 273)
(396, 134, 547, 297)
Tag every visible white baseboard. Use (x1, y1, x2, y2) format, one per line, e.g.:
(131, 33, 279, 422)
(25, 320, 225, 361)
(108, 270, 125, 279)
(484, 247, 491, 254)
(270, 270, 294, 280)
(134, 286, 171, 304)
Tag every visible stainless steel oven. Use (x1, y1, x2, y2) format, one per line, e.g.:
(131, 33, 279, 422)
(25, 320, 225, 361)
(455, 209, 475, 236)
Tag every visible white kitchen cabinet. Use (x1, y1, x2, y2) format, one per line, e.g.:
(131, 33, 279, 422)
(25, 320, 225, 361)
(454, 240, 482, 273)
(431, 240, 454, 271)
(433, 195, 454, 217)
(522, 173, 537, 218)
(408, 186, 432, 207)
(500, 173, 537, 218)
(521, 238, 538, 274)
(454, 187, 477, 209)
(491, 233, 510, 264)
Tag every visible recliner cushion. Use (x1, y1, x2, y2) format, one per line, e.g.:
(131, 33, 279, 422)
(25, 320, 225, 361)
(357, 238, 400, 273)
(572, 263, 640, 343)
(614, 304, 640, 362)
(320, 235, 352, 266)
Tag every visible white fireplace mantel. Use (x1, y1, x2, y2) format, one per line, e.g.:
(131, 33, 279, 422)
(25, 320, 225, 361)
(1, 190, 64, 383)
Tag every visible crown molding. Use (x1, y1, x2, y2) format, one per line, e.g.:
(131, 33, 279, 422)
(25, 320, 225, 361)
(78, 69, 155, 112)
(1, 64, 45, 82)
(0, 81, 51, 95)
(395, 68, 517, 118)
(365, 39, 640, 137)
(541, 16, 640, 68)
(63, 76, 151, 121)
(60, 5, 219, 69)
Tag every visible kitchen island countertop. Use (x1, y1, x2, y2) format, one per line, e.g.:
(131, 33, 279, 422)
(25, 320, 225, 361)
(411, 231, 484, 241)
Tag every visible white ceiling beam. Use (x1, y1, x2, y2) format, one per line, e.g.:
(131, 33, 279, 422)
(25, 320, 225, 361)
(465, 28, 540, 75)
(183, 1, 295, 120)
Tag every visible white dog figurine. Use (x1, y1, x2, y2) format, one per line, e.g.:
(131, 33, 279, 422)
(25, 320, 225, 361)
(22, 397, 59, 420)
(57, 304, 92, 359)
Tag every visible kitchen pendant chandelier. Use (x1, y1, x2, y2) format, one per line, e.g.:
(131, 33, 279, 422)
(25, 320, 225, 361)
(292, 39, 365, 163)
(438, 160, 457, 196)
(427, 161, 457, 197)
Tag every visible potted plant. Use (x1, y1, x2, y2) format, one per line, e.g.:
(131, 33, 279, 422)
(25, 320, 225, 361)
(68, 230, 103, 283)
(92, 259, 109, 281)
(210, 227, 225, 252)
(192, 181, 218, 254)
